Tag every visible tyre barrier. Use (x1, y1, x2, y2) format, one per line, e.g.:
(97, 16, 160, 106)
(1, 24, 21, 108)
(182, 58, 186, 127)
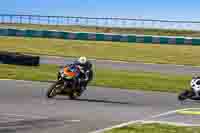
(0, 51, 40, 66)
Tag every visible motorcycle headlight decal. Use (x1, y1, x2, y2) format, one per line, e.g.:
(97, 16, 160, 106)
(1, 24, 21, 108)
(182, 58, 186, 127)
(65, 76, 73, 79)
(61, 73, 65, 77)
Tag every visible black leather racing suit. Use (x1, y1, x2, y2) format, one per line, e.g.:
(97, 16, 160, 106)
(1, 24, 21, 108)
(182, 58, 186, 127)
(73, 60, 93, 91)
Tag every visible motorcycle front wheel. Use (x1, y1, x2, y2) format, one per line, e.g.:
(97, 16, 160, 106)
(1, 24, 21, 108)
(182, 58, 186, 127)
(46, 81, 63, 98)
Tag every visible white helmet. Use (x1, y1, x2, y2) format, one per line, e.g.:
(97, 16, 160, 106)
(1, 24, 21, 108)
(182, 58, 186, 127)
(190, 78, 200, 92)
(78, 56, 87, 64)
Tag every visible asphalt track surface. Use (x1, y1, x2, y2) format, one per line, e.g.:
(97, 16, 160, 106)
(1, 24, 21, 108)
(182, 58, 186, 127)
(40, 56, 200, 75)
(1, 56, 200, 133)
(0, 80, 200, 133)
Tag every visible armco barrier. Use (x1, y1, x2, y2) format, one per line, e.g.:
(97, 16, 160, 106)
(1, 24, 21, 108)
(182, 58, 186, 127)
(0, 28, 200, 45)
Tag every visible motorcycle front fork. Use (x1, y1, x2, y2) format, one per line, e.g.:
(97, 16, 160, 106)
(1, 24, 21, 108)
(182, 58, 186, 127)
(186, 88, 196, 97)
(192, 89, 200, 98)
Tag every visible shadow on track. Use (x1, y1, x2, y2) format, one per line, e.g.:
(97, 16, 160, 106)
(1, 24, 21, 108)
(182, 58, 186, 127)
(53, 97, 131, 105)
(77, 98, 131, 105)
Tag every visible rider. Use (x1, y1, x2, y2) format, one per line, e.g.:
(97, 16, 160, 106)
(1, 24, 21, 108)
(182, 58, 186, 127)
(191, 76, 200, 96)
(73, 56, 93, 93)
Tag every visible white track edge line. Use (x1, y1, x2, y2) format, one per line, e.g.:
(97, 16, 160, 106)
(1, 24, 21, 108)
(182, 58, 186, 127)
(140, 120, 200, 127)
(89, 108, 197, 133)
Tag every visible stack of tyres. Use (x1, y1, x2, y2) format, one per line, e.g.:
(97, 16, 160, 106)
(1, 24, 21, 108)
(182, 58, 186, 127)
(0, 51, 40, 66)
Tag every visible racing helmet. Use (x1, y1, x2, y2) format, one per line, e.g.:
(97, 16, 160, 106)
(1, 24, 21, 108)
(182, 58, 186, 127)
(190, 78, 200, 89)
(78, 56, 87, 64)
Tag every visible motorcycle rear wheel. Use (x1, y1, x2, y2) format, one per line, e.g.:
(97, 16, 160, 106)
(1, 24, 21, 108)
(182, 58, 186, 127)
(69, 92, 76, 100)
(68, 89, 81, 100)
(178, 90, 194, 101)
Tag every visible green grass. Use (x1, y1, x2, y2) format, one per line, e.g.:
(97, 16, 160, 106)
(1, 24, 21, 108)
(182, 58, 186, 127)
(0, 64, 191, 93)
(105, 123, 200, 133)
(1, 36, 200, 66)
(1, 23, 200, 37)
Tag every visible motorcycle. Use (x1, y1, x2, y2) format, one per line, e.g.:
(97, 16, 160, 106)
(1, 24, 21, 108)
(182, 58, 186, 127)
(178, 76, 200, 101)
(46, 64, 82, 100)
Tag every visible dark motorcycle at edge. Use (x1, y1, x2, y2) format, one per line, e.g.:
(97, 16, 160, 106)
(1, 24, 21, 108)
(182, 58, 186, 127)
(178, 76, 200, 101)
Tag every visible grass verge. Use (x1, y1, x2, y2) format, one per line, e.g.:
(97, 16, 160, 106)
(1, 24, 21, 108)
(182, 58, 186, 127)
(1, 23, 200, 37)
(105, 123, 200, 133)
(0, 64, 191, 93)
(1, 37, 200, 66)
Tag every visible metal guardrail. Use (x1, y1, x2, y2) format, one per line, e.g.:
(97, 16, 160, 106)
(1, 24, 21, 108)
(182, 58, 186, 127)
(0, 14, 200, 31)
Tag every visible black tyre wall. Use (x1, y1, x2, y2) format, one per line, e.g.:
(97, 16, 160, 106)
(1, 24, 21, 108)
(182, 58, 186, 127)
(0, 51, 40, 66)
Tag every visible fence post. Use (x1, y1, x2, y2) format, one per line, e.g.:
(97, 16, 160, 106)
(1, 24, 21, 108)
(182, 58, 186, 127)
(1, 16, 4, 24)
(20, 15, 22, 24)
(66, 17, 69, 25)
(56, 17, 59, 25)
(85, 18, 88, 25)
(28, 15, 31, 24)
(96, 18, 98, 26)
(38, 16, 40, 24)
(48, 16, 50, 24)
(9, 15, 13, 23)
